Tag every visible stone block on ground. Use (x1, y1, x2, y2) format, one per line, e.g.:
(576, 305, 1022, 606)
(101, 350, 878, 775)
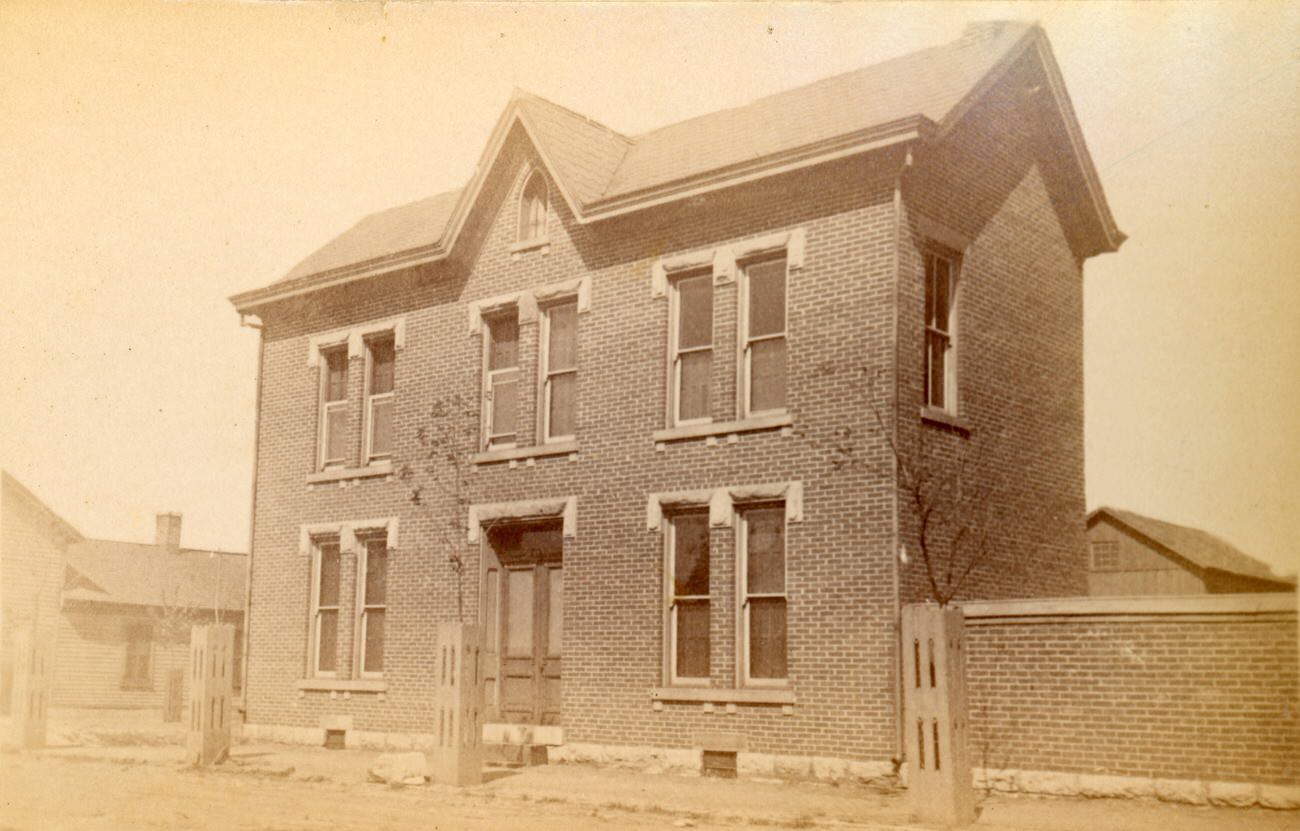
(1077, 774, 1154, 799)
(1016, 770, 1080, 796)
(1207, 781, 1257, 808)
(1154, 778, 1208, 806)
(369, 752, 428, 786)
(1258, 784, 1300, 810)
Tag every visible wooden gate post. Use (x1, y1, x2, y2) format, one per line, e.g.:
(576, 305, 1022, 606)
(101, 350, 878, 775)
(6, 625, 53, 750)
(902, 604, 975, 827)
(186, 623, 234, 766)
(431, 622, 485, 786)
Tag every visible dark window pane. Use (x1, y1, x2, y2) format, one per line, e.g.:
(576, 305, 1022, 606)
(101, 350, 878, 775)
(748, 338, 786, 412)
(365, 539, 387, 605)
(506, 569, 534, 657)
(672, 513, 710, 596)
(324, 348, 348, 402)
(745, 507, 785, 594)
(675, 599, 710, 678)
(747, 258, 786, 337)
(678, 351, 711, 421)
(934, 256, 950, 329)
(488, 315, 519, 370)
(368, 338, 395, 394)
(547, 570, 563, 657)
(749, 598, 787, 679)
(927, 334, 946, 409)
(369, 397, 393, 457)
(318, 544, 340, 606)
(676, 274, 713, 350)
(547, 372, 576, 438)
(491, 373, 518, 440)
(547, 303, 577, 371)
(363, 610, 385, 674)
(317, 610, 338, 673)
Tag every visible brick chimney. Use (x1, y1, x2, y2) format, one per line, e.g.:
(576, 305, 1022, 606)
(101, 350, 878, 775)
(155, 512, 182, 554)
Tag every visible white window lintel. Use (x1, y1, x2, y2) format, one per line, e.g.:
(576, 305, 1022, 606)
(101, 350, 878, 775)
(651, 227, 805, 298)
(307, 318, 406, 367)
(645, 481, 803, 531)
(467, 277, 591, 335)
(467, 496, 577, 543)
(299, 517, 399, 556)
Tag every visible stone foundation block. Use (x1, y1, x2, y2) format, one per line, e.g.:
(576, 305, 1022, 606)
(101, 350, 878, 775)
(1154, 778, 1209, 806)
(737, 752, 776, 778)
(773, 754, 814, 779)
(1258, 785, 1300, 810)
(848, 759, 896, 785)
(812, 756, 849, 782)
(1207, 782, 1258, 808)
(1077, 774, 1154, 799)
(1016, 770, 1080, 796)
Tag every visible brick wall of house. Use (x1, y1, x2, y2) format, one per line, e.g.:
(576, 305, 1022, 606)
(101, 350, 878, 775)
(964, 596, 1300, 786)
(895, 50, 1089, 604)
(244, 53, 1098, 763)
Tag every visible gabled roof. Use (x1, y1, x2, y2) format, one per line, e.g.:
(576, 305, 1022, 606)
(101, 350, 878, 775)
(232, 21, 1122, 312)
(1, 470, 83, 545)
(1088, 507, 1294, 586)
(63, 539, 247, 613)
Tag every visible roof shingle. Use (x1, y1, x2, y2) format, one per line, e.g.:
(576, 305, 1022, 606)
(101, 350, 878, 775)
(64, 539, 247, 612)
(1091, 508, 1293, 585)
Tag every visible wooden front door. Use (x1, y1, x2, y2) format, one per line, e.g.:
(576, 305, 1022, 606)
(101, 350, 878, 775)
(482, 521, 562, 725)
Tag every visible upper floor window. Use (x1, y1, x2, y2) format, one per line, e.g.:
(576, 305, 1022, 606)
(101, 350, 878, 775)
(741, 256, 788, 417)
(518, 171, 548, 243)
(122, 622, 152, 689)
(925, 251, 959, 412)
(358, 534, 388, 676)
(484, 310, 520, 449)
(363, 336, 395, 463)
(541, 300, 578, 441)
(319, 346, 349, 469)
(669, 272, 713, 425)
(667, 511, 711, 683)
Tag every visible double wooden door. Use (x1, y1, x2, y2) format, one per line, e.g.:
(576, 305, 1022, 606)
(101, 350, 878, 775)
(483, 521, 562, 725)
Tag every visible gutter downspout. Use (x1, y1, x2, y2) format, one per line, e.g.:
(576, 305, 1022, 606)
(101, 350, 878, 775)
(238, 313, 264, 715)
(889, 150, 913, 768)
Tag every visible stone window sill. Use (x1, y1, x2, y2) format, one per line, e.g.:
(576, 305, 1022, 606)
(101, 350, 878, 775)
(471, 441, 578, 466)
(920, 406, 971, 436)
(653, 412, 793, 446)
(649, 686, 794, 705)
(295, 678, 387, 693)
(307, 462, 394, 485)
(509, 236, 551, 255)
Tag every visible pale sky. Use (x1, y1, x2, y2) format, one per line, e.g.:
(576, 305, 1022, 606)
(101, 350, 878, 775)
(2, 1, 1297, 578)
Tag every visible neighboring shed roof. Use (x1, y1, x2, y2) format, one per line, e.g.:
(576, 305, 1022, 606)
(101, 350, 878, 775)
(233, 20, 1122, 312)
(63, 539, 247, 613)
(1, 470, 83, 545)
(1088, 508, 1294, 586)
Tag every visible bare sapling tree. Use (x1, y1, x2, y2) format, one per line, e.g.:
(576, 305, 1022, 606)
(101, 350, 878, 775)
(399, 390, 481, 623)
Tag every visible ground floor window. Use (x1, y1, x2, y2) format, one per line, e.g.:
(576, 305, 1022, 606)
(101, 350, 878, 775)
(122, 622, 153, 689)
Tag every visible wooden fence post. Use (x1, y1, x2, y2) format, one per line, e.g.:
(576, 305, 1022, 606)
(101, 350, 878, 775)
(902, 604, 976, 827)
(6, 625, 53, 750)
(431, 622, 484, 785)
(186, 623, 233, 766)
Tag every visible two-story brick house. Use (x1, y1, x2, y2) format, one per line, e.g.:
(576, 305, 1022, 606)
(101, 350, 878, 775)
(231, 22, 1123, 771)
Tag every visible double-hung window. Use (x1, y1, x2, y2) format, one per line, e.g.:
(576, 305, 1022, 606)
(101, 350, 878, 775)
(363, 336, 395, 463)
(319, 346, 349, 469)
(541, 301, 578, 441)
(742, 256, 788, 416)
(358, 535, 387, 676)
(122, 623, 152, 689)
(670, 272, 713, 424)
(667, 512, 711, 682)
(484, 312, 520, 449)
(739, 503, 787, 683)
(925, 251, 958, 412)
(311, 538, 342, 677)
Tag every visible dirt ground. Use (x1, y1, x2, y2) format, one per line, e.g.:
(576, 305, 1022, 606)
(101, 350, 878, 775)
(1, 750, 1295, 831)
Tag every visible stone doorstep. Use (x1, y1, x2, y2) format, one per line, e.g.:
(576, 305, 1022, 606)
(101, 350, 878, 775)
(481, 723, 564, 747)
(484, 742, 549, 767)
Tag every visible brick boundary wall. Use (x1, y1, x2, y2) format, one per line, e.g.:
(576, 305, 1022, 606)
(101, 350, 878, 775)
(963, 592, 1300, 808)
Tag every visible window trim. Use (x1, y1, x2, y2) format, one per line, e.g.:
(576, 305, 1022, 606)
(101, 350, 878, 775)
(668, 270, 714, 428)
(355, 533, 387, 679)
(362, 334, 395, 466)
(539, 299, 579, 444)
(664, 510, 711, 686)
(736, 501, 789, 688)
(309, 536, 341, 679)
(317, 344, 349, 471)
(924, 248, 960, 414)
(482, 308, 521, 451)
(517, 168, 549, 244)
(738, 254, 790, 419)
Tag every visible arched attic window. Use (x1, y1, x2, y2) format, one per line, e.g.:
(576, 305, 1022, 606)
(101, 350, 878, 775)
(518, 170, 548, 243)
